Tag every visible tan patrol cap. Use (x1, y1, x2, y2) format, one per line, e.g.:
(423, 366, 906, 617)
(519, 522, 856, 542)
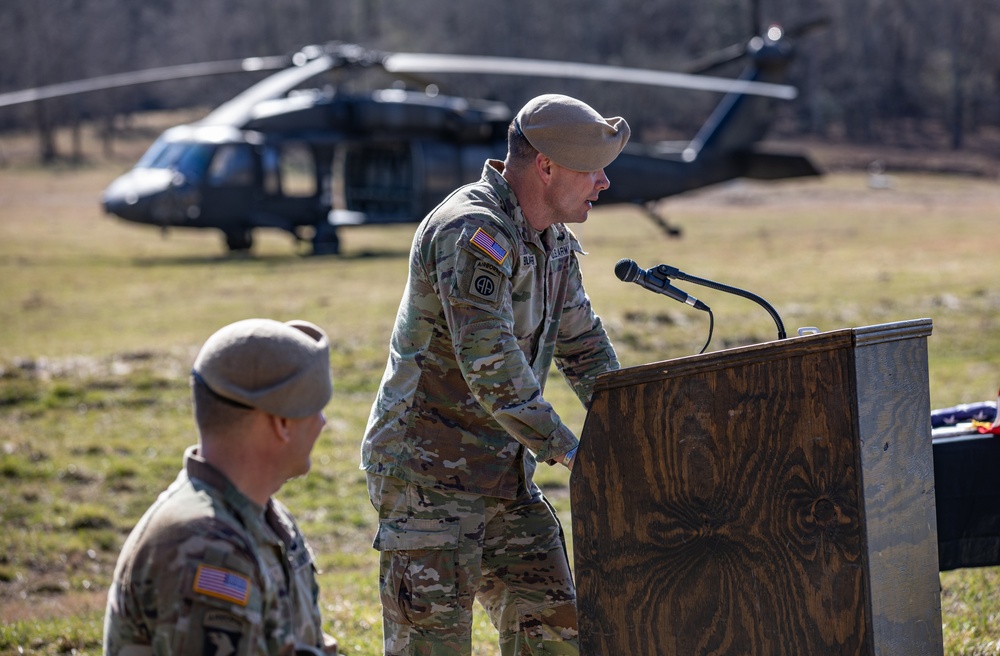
(192, 318, 332, 419)
(515, 94, 630, 172)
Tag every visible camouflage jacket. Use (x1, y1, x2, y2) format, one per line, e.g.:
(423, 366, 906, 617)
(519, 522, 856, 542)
(103, 447, 328, 655)
(362, 160, 618, 498)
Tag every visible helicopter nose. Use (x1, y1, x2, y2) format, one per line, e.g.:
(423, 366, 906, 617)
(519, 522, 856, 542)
(101, 186, 135, 219)
(102, 169, 176, 223)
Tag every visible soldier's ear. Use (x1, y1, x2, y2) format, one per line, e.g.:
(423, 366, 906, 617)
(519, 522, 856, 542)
(268, 414, 293, 444)
(535, 153, 554, 182)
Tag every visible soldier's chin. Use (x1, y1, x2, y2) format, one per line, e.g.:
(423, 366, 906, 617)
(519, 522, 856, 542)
(561, 207, 588, 224)
(290, 459, 313, 481)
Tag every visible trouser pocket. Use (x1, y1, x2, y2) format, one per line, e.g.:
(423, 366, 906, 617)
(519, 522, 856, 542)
(375, 516, 461, 629)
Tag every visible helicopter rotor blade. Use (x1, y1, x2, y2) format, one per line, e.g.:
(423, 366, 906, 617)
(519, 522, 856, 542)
(0, 56, 289, 109)
(201, 54, 336, 126)
(751, 0, 763, 36)
(382, 53, 798, 100)
(785, 16, 831, 39)
(677, 14, 830, 77)
(678, 42, 750, 75)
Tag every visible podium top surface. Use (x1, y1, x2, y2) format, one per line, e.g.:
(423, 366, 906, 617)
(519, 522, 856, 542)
(597, 318, 932, 392)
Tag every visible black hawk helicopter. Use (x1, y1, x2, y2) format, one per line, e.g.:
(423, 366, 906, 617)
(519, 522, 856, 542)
(0, 24, 821, 255)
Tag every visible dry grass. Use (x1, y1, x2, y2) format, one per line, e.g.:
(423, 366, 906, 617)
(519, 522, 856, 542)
(1, 125, 999, 654)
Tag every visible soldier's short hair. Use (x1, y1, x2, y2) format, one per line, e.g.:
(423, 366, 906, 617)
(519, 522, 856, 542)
(507, 120, 539, 167)
(191, 374, 255, 435)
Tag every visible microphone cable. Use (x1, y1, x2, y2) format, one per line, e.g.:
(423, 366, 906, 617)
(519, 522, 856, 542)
(699, 308, 714, 354)
(653, 263, 787, 340)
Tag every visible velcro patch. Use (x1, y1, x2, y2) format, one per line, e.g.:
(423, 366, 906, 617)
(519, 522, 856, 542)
(469, 227, 508, 265)
(469, 260, 502, 303)
(201, 610, 245, 655)
(193, 564, 251, 606)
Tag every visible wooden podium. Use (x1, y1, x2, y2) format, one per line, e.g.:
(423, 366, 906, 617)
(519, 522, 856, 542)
(571, 319, 943, 655)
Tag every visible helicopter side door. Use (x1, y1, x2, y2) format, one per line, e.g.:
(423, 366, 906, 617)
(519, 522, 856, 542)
(258, 142, 328, 233)
(183, 142, 265, 250)
(196, 143, 260, 226)
(340, 141, 418, 225)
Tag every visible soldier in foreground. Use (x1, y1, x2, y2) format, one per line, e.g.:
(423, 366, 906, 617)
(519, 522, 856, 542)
(361, 94, 630, 655)
(104, 318, 339, 655)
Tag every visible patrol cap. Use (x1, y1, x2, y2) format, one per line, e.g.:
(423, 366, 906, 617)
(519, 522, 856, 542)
(192, 318, 332, 419)
(514, 94, 630, 172)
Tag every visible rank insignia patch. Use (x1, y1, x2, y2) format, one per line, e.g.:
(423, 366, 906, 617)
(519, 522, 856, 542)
(193, 565, 251, 606)
(470, 227, 508, 265)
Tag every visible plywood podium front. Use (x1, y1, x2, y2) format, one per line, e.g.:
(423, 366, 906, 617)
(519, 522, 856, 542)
(570, 319, 943, 655)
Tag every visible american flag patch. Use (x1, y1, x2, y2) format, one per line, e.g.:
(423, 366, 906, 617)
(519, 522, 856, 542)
(470, 228, 508, 265)
(193, 564, 251, 606)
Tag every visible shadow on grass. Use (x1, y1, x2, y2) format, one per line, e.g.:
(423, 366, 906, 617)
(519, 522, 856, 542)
(127, 248, 410, 267)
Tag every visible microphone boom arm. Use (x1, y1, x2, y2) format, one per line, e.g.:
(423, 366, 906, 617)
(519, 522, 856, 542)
(653, 264, 787, 339)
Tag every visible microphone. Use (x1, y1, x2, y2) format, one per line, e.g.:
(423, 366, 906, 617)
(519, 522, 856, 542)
(636, 260, 787, 340)
(614, 258, 710, 312)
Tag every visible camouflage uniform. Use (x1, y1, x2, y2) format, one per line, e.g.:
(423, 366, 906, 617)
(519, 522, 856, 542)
(104, 447, 331, 656)
(362, 160, 618, 655)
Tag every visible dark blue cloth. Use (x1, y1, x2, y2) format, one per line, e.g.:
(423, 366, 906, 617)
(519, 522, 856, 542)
(930, 401, 996, 428)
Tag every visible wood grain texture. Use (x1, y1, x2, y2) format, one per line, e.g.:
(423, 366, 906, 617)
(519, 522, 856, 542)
(571, 320, 941, 655)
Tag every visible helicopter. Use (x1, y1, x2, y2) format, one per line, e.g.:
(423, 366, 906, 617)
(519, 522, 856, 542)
(0, 23, 821, 255)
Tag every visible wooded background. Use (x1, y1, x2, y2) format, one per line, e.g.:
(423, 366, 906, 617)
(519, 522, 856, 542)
(1, 0, 998, 160)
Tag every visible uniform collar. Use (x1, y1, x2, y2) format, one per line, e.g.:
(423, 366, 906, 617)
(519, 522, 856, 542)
(482, 160, 567, 251)
(184, 445, 295, 544)
(184, 445, 267, 518)
(483, 160, 519, 220)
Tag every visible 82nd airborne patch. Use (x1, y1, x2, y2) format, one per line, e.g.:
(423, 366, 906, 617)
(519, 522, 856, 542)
(469, 259, 502, 304)
(201, 610, 246, 656)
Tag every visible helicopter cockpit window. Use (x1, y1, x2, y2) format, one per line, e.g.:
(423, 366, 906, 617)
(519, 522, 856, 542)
(136, 137, 173, 169)
(262, 143, 316, 198)
(137, 140, 214, 181)
(207, 144, 255, 187)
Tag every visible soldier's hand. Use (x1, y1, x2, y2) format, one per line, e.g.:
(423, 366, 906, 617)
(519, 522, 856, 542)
(559, 446, 579, 471)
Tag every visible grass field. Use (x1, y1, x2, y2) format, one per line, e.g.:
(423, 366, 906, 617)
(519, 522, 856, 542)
(1, 153, 999, 654)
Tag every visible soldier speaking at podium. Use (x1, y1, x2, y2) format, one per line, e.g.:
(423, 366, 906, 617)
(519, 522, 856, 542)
(361, 94, 630, 655)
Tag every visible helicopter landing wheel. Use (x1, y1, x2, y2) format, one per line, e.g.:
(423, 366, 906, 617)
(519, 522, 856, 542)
(642, 202, 683, 239)
(312, 223, 340, 256)
(224, 229, 254, 253)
